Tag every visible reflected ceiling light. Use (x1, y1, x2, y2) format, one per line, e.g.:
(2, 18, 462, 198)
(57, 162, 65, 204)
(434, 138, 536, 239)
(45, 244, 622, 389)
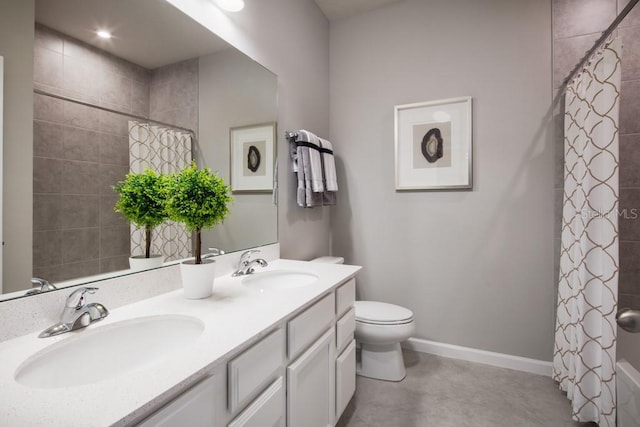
(216, 0, 245, 12)
(96, 30, 112, 39)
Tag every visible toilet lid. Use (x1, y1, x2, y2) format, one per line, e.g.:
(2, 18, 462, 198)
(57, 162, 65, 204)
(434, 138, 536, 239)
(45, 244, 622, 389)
(355, 301, 414, 325)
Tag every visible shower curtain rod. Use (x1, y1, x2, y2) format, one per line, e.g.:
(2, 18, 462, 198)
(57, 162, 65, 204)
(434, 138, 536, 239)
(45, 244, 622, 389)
(560, 0, 639, 91)
(33, 88, 196, 135)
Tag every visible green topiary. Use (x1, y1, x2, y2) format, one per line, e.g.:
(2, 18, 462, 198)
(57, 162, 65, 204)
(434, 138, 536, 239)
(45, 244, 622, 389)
(113, 169, 169, 259)
(165, 163, 233, 264)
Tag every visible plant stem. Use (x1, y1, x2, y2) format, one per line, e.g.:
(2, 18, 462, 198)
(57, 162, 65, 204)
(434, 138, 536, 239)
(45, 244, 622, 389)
(195, 229, 202, 264)
(145, 227, 152, 258)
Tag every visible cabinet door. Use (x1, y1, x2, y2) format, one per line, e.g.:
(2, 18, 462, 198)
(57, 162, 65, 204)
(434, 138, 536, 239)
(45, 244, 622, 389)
(228, 328, 284, 413)
(335, 340, 356, 422)
(287, 328, 335, 427)
(137, 375, 215, 427)
(227, 377, 285, 427)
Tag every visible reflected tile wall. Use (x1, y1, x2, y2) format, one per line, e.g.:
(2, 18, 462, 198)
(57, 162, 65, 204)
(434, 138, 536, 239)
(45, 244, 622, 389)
(553, 0, 640, 307)
(149, 58, 198, 133)
(32, 25, 151, 283)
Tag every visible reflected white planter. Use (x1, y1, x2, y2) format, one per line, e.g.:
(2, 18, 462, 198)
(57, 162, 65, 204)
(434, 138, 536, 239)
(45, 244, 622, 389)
(180, 259, 216, 299)
(129, 255, 164, 272)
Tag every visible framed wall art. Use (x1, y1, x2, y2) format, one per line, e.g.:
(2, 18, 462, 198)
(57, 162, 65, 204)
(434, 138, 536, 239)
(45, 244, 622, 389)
(394, 97, 472, 190)
(230, 122, 276, 193)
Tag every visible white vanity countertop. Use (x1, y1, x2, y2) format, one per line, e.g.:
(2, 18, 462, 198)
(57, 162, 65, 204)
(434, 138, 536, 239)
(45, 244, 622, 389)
(0, 259, 361, 426)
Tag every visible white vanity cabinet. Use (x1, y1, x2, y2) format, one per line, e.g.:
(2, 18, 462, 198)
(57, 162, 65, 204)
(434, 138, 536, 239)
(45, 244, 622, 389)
(137, 277, 358, 427)
(285, 279, 357, 427)
(334, 279, 356, 423)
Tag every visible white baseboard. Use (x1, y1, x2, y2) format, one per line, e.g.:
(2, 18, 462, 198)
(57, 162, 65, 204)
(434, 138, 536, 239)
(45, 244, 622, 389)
(402, 337, 552, 377)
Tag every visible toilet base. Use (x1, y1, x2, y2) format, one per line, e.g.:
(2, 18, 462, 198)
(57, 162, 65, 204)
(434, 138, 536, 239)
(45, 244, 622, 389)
(356, 342, 406, 382)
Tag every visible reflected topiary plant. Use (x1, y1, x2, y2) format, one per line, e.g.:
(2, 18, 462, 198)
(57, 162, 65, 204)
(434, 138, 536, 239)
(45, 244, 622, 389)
(165, 163, 233, 264)
(113, 169, 169, 259)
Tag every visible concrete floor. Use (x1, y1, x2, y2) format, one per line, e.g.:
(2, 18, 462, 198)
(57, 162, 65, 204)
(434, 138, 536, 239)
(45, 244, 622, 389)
(337, 350, 597, 427)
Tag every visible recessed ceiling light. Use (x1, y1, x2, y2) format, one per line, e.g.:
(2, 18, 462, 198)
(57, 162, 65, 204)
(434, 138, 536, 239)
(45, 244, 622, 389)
(96, 30, 112, 39)
(216, 0, 245, 12)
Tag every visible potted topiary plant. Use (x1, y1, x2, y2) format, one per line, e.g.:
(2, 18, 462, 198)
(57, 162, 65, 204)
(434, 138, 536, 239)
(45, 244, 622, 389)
(113, 169, 169, 271)
(165, 162, 232, 299)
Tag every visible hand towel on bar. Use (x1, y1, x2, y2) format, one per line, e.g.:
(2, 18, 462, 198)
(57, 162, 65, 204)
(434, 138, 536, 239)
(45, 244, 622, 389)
(318, 138, 337, 206)
(296, 130, 324, 192)
(300, 144, 323, 207)
(319, 138, 338, 192)
(295, 145, 306, 207)
(289, 139, 299, 173)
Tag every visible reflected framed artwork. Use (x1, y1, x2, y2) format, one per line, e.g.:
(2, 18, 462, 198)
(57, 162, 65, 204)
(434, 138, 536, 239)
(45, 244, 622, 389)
(394, 97, 472, 190)
(230, 123, 276, 193)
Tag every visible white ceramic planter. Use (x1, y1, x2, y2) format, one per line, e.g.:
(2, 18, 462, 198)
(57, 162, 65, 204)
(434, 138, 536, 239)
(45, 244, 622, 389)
(129, 255, 164, 271)
(180, 259, 216, 299)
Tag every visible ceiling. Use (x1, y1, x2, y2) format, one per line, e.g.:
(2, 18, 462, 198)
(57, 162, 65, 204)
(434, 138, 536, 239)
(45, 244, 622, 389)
(35, 0, 230, 69)
(314, 0, 403, 20)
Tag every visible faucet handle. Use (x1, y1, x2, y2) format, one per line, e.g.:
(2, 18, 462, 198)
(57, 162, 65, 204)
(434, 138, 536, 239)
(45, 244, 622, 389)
(240, 249, 261, 264)
(65, 287, 98, 309)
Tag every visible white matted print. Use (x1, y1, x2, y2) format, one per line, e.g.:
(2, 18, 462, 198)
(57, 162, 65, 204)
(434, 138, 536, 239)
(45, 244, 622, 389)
(395, 97, 472, 190)
(230, 123, 276, 193)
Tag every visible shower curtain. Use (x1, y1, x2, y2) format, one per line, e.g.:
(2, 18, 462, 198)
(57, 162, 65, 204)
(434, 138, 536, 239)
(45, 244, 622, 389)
(128, 121, 192, 261)
(553, 38, 621, 426)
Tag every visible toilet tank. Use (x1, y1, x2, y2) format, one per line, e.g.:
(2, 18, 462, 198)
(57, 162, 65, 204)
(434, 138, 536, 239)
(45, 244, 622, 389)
(311, 256, 344, 264)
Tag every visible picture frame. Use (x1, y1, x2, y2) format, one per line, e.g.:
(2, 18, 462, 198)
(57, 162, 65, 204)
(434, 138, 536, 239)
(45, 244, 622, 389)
(394, 97, 472, 191)
(230, 122, 276, 193)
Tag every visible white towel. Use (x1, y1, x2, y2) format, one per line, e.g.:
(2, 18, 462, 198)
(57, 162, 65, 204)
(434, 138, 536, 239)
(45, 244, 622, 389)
(319, 138, 338, 192)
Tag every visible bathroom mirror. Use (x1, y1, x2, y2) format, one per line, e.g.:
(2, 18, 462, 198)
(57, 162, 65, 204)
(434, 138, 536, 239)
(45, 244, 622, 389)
(0, 0, 278, 300)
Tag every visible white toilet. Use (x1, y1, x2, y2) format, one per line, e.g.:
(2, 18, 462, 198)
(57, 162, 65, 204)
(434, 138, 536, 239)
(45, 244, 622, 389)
(354, 300, 415, 381)
(311, 256, 416, 382)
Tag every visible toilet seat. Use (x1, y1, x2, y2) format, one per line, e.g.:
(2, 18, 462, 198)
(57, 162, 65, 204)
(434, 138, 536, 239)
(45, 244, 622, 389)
(355, 301, 414, 325)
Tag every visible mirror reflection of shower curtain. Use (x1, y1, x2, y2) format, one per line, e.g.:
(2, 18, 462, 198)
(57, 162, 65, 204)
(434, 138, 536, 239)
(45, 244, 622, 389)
(553, 37, 621, 426)
(128, 121, 192, 261)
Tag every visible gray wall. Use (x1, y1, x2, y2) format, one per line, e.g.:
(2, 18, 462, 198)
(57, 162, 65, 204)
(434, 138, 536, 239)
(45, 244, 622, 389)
(168, 0, 332, 261)
(552, 0, 640, 369)
(198, 48, 278, 253)
(0, 0, 34, 293)
(330, 0, 554, 360)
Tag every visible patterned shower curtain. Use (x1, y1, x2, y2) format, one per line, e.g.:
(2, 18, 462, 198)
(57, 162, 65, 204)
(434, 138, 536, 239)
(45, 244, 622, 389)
(553, 38, 621, 426)
(128, 121, 192, 261)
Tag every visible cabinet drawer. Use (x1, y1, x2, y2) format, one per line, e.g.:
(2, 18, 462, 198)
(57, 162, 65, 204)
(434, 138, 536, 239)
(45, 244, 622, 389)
(336, 340, 356, 421)
(137, 375, 215, 427)
(336, 279, 355, 317)
(228, 328, 285, 413)
(228, 377, 285, 427)
(336, 307, 355, 353)
(288, 294, 335, 359)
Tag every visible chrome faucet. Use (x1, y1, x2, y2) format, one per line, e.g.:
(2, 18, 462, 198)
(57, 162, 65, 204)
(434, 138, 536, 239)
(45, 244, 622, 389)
(202, 247, 225, 261)
(233, 250, 268, 276)
(25, 277, 57, 295)
(39, 287, 109, 338)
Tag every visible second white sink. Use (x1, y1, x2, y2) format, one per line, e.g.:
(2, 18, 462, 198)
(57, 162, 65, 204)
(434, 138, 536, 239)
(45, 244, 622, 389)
(15, 315, 204, 389)
(241, 270, 319, 292)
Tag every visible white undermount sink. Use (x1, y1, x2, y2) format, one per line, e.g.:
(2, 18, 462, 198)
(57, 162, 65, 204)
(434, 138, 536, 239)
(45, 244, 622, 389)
(241, 269, 319, 292)
(14, 315, 204, 389)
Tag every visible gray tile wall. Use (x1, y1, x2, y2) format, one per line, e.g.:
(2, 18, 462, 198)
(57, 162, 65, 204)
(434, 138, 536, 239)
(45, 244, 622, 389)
(553, 0, 640, 309)
(33, 24, 151, 282)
